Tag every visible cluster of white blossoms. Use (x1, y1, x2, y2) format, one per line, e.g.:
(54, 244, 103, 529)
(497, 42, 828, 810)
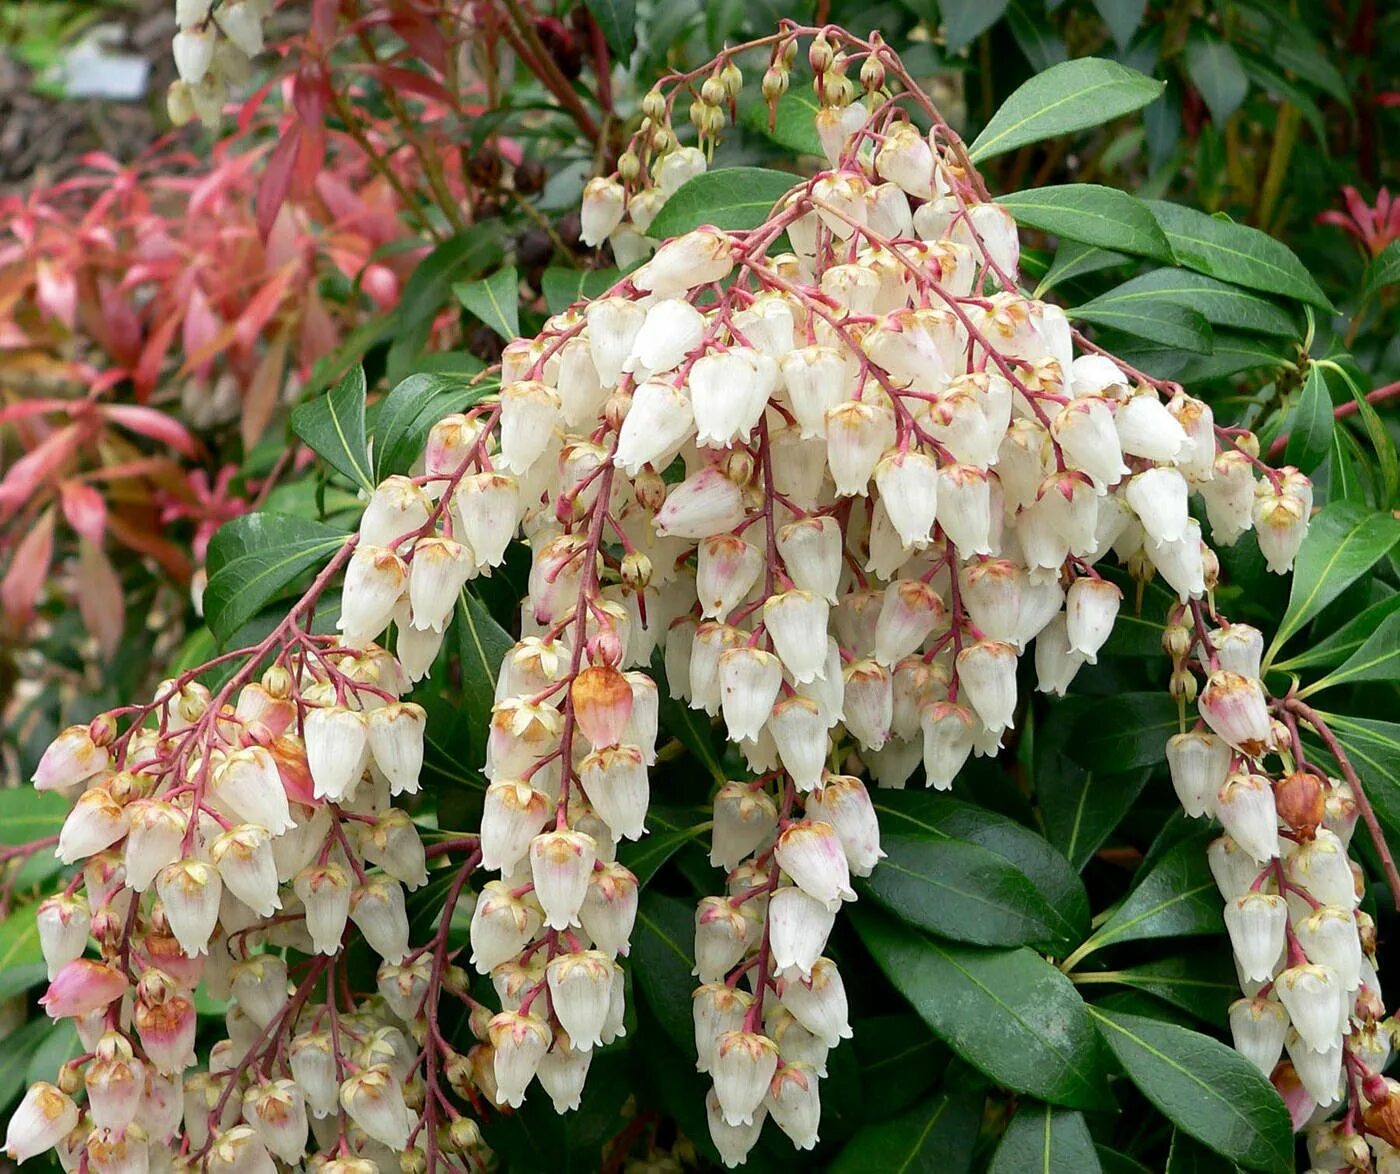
(167, 0, 269, 128)
(9, 25, 1389, 1174)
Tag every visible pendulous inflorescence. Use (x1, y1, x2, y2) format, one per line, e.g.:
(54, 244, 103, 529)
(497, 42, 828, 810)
(6, 22, 1394, 1173)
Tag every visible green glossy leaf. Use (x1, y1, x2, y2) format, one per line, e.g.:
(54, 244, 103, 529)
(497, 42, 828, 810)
(632, 891, 696, 1053)
(1344, 370, 1400, 507)
(454, 265, 520, 342)
(874, 790, 1089, 946)
(616, 805, 708, 886)
(584, 0, 636, 58)
(369, 371, 492, 481)
(1144, 201, 1332, 310)
(1167, 1129, 1245, 1172)
(859, 832, 1070, 950)
(1092, 0, 1146, 47)
(454, 588, 515, 768)
(1362, 239, 1400, 304)
(0, 788, 69, 847)
(1073, 269, 1298, 337)
(0, 1019, 50, 1108)
(939, 0, 1011, 52)
(990, 1102, 1101, 1173)
(653, 652, 726, 784)
(1068, 834, 1221, 967)
(1173, 331, 1290, 383)
(0, 906, 47, 1000)
(1070, 296, 1213, 352)
(854, 907, 1112, 1110)
(1185, 33, 1249, 125)
(1099, 1146, 1154, 1174)
(1036, 754, 1150, 872)
(1267, 502, 1400, 658)
(290, 365, 374, 491)
(1311, 713, 1400, 836)
(1097, 952, 1238, 1030)
(830, 1085, 983, 1174)
(968, 57, 1164, 163)
(202, 514, 350, 645)
(1090, 1009, 1293, 1174)
(1301, 608, 1400, 694)
(387, 227, 504, 381)
(1060, 693, 1181, 774)
(540, 267, 621, 315)
(1036, 241, 1131, 295)
(648, 167, 798, 238)
(1007, 0, 1069, 72)
(1271, 593, 1400, 674)
(854, 1014, 948, 1115)
(997, 185, 1174, 262)
(1283, 364, 1334, 474)
(741, 88, 824, 157)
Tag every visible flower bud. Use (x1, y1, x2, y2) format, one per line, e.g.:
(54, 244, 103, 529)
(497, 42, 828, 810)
(33, 724, 110, 792)
(1199, 670, 1271, 758)
(1274, 771, 1326, 836)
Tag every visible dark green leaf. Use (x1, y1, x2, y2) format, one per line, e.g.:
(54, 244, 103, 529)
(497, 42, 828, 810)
(1344, 371, 1400, 507)
(1073, 269, 1298, 336)
(1144, 201, 1332, 310)
(1036, 754, 1150, 871)
(1090, 1008, 1293, 1174)
(541, 267, 622, 315)
(939, 0, 1011, 51)
(202, 514, 349, 645)
(454, 265, 520, 342)
(454, 589, 515, 768)
(387, 227, 504, 381)
(854, 907, 1112, 1110)
(874, 790, 1089, 946)
(1089, 952, 1238, 1030)
(860, 832, 1070, 950)
(616, 806, 708, 886)
(1070, 297, 1213, 352)
(1061, 693, 1181, 774)
(1283, 364, 1334, 474)
(584, 0, 636, 58)
(290, 365, 374, 491)
(632, 891, 696, 1053)
(990, 1102, 1101, 1173)
(648, 167, 798, 238)
(1362, 240, 1400, 304)
(1068, 834, 1222, 967)
(1300, 608, 1400, 694)
(1036, 241, 1131, 295)
(1271, 593, 1400, 674)
(653, 652, 726, 784)
(997, 185, 1174, 262)
(1099, 1146, 1154, 1174)
(968, 57, 1164, 163)
(0, 1020, 50, 1108)
(1173, 332, 1290, 382)
(1238, 57, 1326, 142)
(830, 1085, 984, 1174)
(1311, 713, 1400, 837)
(369, 371, 493, 481)
(854, 1014, 947, 1116)
(1185, 33, 1249, 125)
(1266, 502, 1400, 657)
(1007, 0, 1069, 72)
(1092, 0, 1146, 47)
(1167, 1129, 1245, 1173)
(740, 88, 824, 157)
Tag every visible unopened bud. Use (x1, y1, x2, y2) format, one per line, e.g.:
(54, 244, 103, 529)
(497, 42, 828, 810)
(262, 665, 292, 698)
(819, 72, 853, 107)
(1161, 624, 1192, 662)
(689, 99, 709, 133)
(762, 66, 789, 103)
(1169, 668, 1197, 703)
(401, 1151, 427, 1174)
(604, 389, 632, 434)
(720, 60, 743, 99)
(618, 151, 641, 184)
(634, 470, 667, 513)
(809, 34, 834, 73)
(1234, 431, 1260, 458)
(1357, 910, 1377, 956)
(89, 714, 118, 747)
(701, 75, 726, 106)
(621, 551, 653, 591)
(860, 54, 886, 92)
(449, 1117, 483, 1151)
(1363, 1084, 1400, 1148)
(1274, 772, 1325, 835)
(1201, 546, 1220, 590)
(722, 449, 755, 487)
(58, 1064, 83, 1095)
(651, 126, 674, 154)
(640, 89, 666, 121)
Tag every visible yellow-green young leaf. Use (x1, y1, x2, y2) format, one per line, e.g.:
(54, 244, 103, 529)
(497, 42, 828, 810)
(853, 906, 1112, 1110)
(997, 185, 1174, 262)
(1090, 1009, 1293, 1174)
(830, 1086, 984, 1174)
(989, 1103, 1101, 1174)
(968, 57, 1164, 162)
(1144, 201, 1333, 310)
(454, 265, 520, 342)
(1267, 502, 1400, 658)
(290, 365, 374, 491)
(1283, 365, 1334, 473)
(202, 513, 350, 645)
(741, 87, 824, 157)
(1185, 32, 1249, 125)
(540, 267, 621, 315)
(647, 167, 799, 238)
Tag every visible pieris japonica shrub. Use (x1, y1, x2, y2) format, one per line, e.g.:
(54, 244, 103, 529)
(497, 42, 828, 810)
(6, 22, 1400, 1174)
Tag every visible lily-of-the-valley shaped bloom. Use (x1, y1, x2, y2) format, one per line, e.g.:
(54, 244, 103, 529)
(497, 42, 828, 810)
(6, 20, 1394, 1174)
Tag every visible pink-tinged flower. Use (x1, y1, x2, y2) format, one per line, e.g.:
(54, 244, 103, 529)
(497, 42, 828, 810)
(1272, 1060, 1322, 1130)
(1318, 185, 1400, 257)
(774, 821, 856, 912)
(4, 1082, 79, 1163)
(32, 724, 109, 792)
(156, 859, 221, 957)
(35, 894, 90, 980)
(242, 1079, 308, 1165)
(1199, 670, 1272, 758)
(349, 877, 410, 965)
(579, 745, 650, 842)
(580, 862, 639, 960)
(488, 1010, 553, 1107)
(654, 467, 747, 541)
(825, 400, 896, 498)
(340, 1063, 414, 1149)
(768, 1061, 822, 1150)
(135, 987, 197, 1074)
(453, 471, 521, 570)
(571, 664, 634, 750)
(213, 747, 295, 836)
(304, 705, 369, 803)
(806, 776, 884, 878)
(529, 829, 598, 931)
(692, 896, 750, 984)
(768, 886, 836, 980)
(39, 958, 127, 1019)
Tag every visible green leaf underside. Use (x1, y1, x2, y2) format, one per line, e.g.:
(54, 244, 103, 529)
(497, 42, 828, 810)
(0, 788, 70, 846)
(1268, 502, 1400, 656)
(1090, 1009, 1293, 1173)
(454, 265, 521, 342)
(855, 906, 1111, 1110)
(290, 365, 374, 491)
(1144, 201, 1333, 310)
(1185, 33, 1250, 126)
(647, 167, 799, 238)
(203, 513, 350, 645)
(996, 185, 1174, 262)
(859, 832, 1070, 950)
(969, 57, 1164, 162)
(989, 1103, 1102, 1173)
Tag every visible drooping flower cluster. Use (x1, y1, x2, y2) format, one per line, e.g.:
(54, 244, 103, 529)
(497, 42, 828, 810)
(168, 0, 269, 128)
(6, 24, 1385, 1173)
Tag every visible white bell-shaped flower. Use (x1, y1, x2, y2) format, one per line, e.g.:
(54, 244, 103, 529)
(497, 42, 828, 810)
(781, 346, 853, 439)
(1115, 394, 1187, 462)
(304, 705, 368, 802)
(776, 516, 843, 603)
(1165, 731, 1231, 818)
(711, 1030, 779, 1127)
(691, 348, 776, 445)
(530, 829, 598, 930)
(293, 862, 352, 956)
(1215, 773, 1280, 863)
(696, 534, 763, 621)
(825, 400, 896, 497)
(349, 877, 410, 964)
(1126, 467, 1190, 544)
(718, 648, 784, 744)
(359, 476, 431, 549)
(578, 745, 650, 841)
(1276, 964, 1347, 1053)
(654, 467, 746, 540)
(1200, 670, 1271, 758)
(480, 779, 551, 873)
(768, 886, 836, 980)
(1224, 892, 1287, 982)
(1065, 576, 1121, 663)
(546, 951, 614, 1050)
(1228, 996, 1288, 1075)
